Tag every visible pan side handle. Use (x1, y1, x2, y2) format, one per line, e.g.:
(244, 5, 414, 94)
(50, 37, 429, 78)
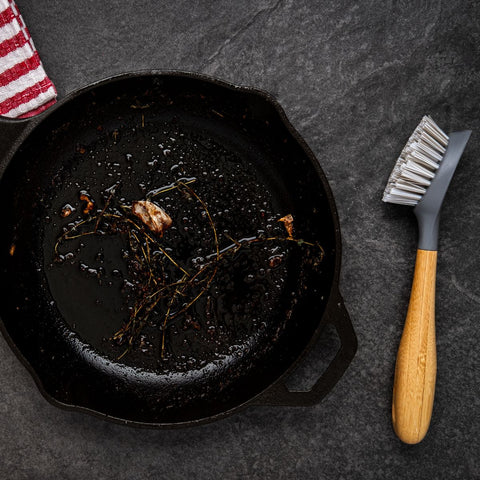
(251, 289, 357, 407)
(0, 118, 34, 176)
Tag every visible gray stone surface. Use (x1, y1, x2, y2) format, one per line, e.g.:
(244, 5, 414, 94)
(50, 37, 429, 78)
(1, 0, 479, 478)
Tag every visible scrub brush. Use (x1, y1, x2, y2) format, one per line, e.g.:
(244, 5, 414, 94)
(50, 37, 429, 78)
(383, 116, 471, 444)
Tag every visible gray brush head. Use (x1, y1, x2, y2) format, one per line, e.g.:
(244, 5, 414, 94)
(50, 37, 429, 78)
(383, 116, 471, 250)
(383, 116, 449, 206)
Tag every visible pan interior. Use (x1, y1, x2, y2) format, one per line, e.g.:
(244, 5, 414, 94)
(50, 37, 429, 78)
(0, 75, 336, 423)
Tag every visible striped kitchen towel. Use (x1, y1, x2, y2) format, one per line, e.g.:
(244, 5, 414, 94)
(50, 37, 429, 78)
(0, 0, 56, 118)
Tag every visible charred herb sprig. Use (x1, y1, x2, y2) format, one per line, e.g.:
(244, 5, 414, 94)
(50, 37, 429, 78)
(54, 179, 324, 360)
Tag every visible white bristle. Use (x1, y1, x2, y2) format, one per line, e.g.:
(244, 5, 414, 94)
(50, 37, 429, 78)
(383, 116, 449, 206)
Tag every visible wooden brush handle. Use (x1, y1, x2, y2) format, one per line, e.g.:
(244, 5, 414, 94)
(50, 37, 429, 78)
(392, 249, 437, 444)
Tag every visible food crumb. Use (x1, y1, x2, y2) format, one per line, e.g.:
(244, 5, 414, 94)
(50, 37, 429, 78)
(60, 204, 76, 218)
(278, 214, 294, 238)
(268, 255, 283, 268)
(79, 191, 95, 215)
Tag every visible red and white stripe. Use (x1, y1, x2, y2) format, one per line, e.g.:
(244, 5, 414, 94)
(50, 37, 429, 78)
(0, 0, 56, 118)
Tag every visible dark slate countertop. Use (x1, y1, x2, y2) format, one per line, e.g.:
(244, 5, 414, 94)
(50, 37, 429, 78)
(1, 1, 479, 478)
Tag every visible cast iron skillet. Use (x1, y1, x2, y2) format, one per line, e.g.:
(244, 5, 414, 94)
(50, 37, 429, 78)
(0, 72, 356, 427)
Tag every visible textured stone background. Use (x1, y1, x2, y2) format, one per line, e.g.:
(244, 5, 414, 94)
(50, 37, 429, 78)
(1, 1, 479, 478)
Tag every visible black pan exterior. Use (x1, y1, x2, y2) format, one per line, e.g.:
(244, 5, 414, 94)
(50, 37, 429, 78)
(0, 72, 351, 426)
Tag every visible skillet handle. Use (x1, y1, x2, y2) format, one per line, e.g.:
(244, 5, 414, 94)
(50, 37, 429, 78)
(251, 290, 357, 406)
(0, 117, 34, 175)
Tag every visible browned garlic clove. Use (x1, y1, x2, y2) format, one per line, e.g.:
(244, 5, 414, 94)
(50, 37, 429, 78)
(131, 200, 172, 236)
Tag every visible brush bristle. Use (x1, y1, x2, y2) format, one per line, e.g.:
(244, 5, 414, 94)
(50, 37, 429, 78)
(383, 116, 449, 206)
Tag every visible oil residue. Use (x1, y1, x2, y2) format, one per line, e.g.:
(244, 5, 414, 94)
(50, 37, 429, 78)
(43, 113, 313, 372)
